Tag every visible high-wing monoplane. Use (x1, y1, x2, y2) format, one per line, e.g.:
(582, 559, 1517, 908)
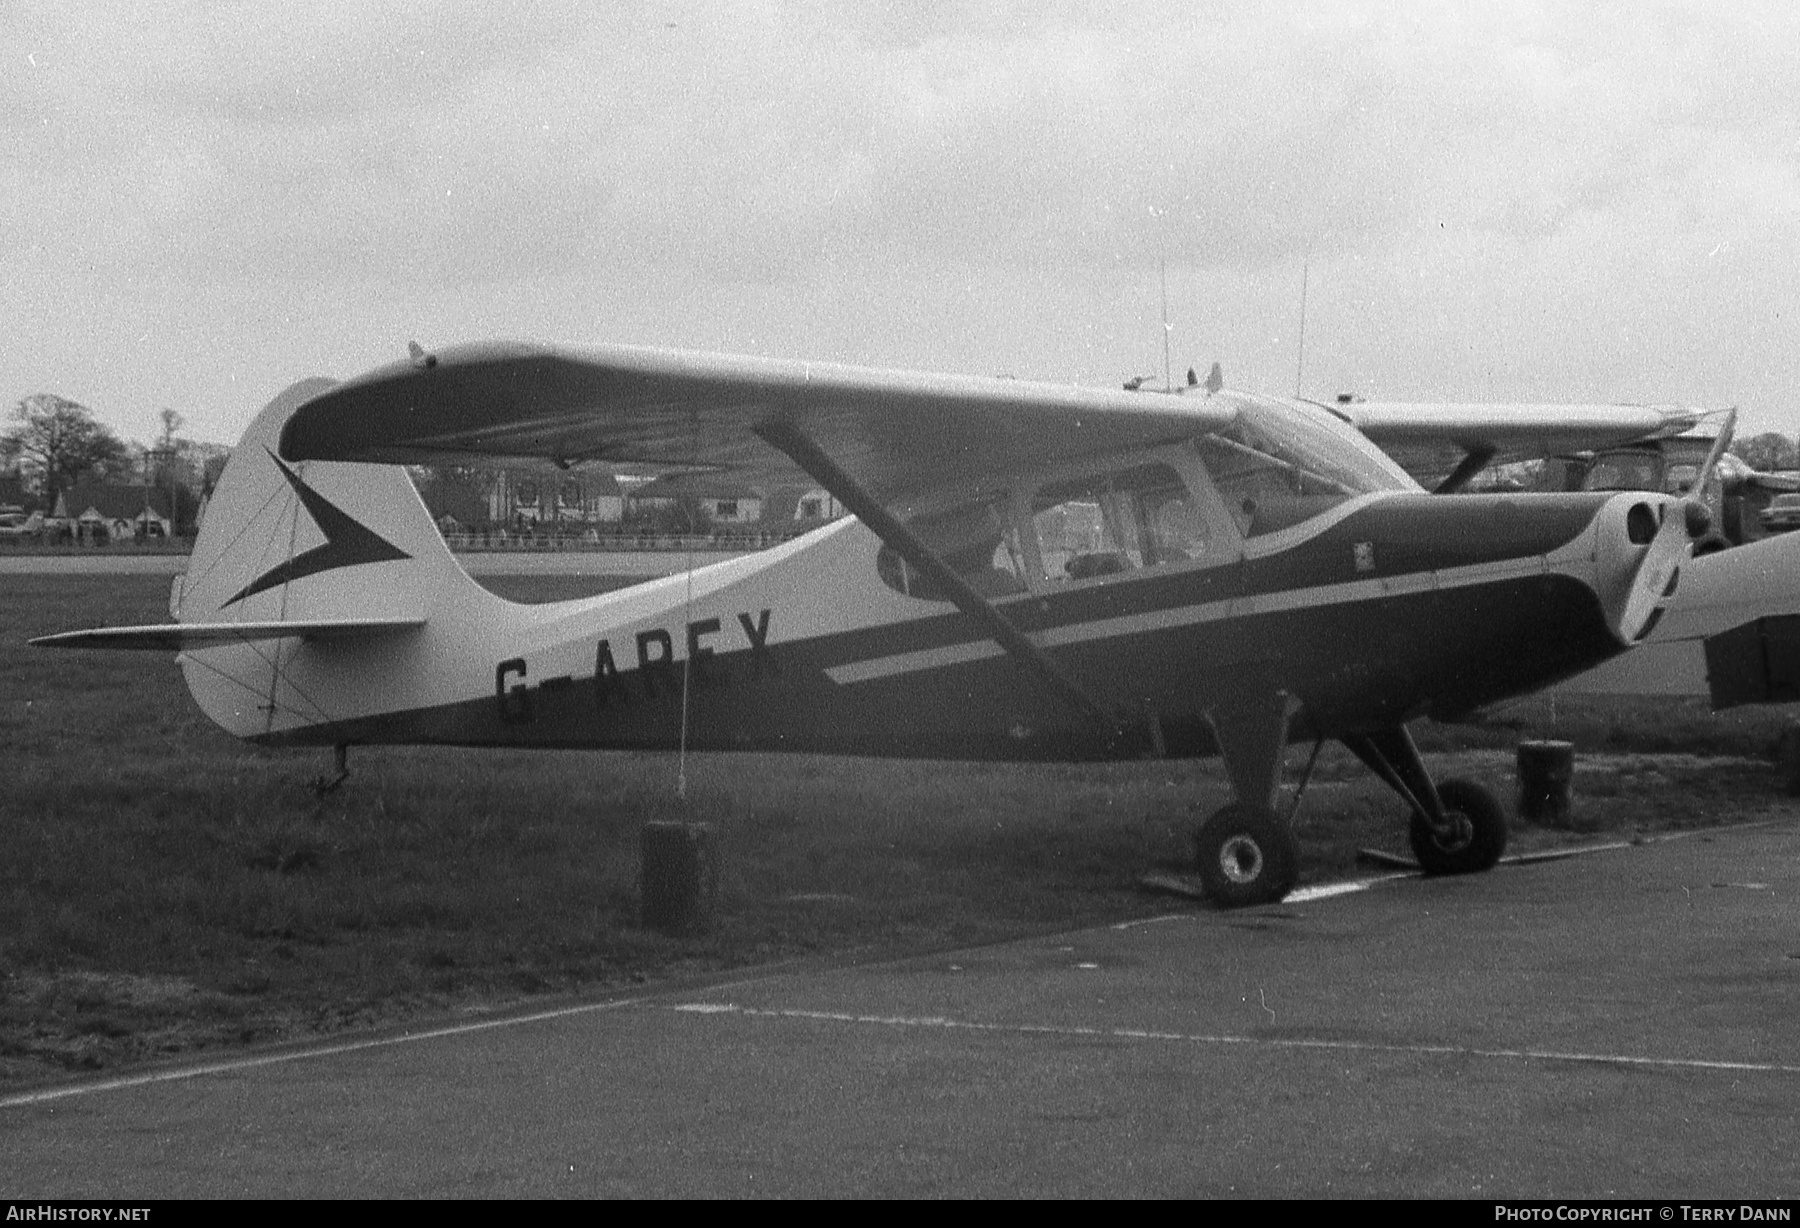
(35, 344, 1718, 905)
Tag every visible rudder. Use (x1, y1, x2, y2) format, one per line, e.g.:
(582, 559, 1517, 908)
(178, 378, 479, 625)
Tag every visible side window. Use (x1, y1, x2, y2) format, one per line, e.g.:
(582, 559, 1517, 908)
(1030, 463, 1208, 583)
(1033, 479, 1123, 581)
(1130, 463, 1212, 565)
(876, 501, 1026, 600)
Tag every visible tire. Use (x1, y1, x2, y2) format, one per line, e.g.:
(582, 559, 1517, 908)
(1408, 778, 1507, 876)
(1195, 804, 1300, 907)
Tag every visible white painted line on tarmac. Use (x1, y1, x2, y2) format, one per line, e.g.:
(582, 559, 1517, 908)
(1110, 913, 1193, 930)
(0, 996, 647, 1109)
(1287, 875, 1410, 902)
(671, 1003, 1800, 1077)
(1123, 872, 1412, 917)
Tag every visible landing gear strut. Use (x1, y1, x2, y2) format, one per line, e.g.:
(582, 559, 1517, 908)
(1342, 726, 1506, 876)
(1195, 686, 1303, 908)
(310, 743, 350, 797)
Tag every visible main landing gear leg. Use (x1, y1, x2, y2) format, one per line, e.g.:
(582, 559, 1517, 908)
(1341, 726, 1507, 876)
(1195, 692, 1302, 908)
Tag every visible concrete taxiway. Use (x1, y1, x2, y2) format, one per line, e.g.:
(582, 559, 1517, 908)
(3, 821, 1796, 1198)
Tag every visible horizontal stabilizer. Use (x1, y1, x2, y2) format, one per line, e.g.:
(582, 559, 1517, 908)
(30, 618, 427, 652)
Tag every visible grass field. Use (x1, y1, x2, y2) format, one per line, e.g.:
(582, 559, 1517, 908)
(3, 572, 1797, 1087)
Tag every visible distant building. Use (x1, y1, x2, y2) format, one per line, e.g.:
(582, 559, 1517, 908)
(485, 469, 624, 527)
(758, 487, 842, 527)
(627, 477, 844, 532)
(55, 484, 174, 541)
(628, 475, 764, 525)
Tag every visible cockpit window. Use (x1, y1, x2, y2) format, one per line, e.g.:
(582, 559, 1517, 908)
(876, 501, 1026, 600)
(1198, 396, 1413, 536)
(1583, 453, 1660, 492)
(1663, 464, 1699, 495)
(1030, 462, 1209, 583)
(874, 397, 1414, 595)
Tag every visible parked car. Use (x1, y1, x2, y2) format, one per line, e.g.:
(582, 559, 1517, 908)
(0, 510, 44, 540)
(1760, 492, 1800, 532)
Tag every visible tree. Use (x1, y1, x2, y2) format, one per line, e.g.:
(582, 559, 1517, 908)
(413, 465, 495, 530)
(143, 409, 207, 536)
(1729, 431, 1799, 474)
(157, 408, 184, 450)
(1, 395, 132, 510)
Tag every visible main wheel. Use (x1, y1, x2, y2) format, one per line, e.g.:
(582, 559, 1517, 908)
(1408, 778, 1507, 876)
(1195, 803, 1300, 907)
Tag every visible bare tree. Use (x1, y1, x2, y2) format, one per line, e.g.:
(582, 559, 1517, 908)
(1, 394, 132, 510)
(157, 407, 184, 449)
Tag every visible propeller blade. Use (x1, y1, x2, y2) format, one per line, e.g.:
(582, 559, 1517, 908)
(1616, 502, 1688, 642)
(1693, 407, 1738, 494)
(1616, 411, 1735, 642)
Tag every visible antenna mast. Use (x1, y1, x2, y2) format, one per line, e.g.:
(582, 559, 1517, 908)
(1294, 255, 1309, 398)
(1151, 205, 1173, 391)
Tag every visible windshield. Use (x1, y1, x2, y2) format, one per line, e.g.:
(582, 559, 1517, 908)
(1197, 395, 1417, 536)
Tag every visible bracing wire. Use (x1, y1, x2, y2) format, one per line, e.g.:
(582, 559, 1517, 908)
(676, 408, 697, 802)
(265, 472, 306, 738)
(677, 548, 694, 801)
(1158, 211, 1173, 392)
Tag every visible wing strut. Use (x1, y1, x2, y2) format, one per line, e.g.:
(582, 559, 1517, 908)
(752, 418, 1124, 738)
(1432, 444, 1497, 495)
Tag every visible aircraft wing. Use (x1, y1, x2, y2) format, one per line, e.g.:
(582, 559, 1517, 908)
(1335, 401, 1703, 484)
(278, 342, 1240, 504)
(1739, 471, 1800, 495)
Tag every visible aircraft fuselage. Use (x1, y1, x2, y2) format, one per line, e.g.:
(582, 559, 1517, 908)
(238, 490, 1641, 761)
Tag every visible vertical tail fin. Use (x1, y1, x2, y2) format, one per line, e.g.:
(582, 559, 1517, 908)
(178, 377, 479, 625)
(178, 378, 502, 741)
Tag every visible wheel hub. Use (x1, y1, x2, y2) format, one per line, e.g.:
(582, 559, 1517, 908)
(1218, 834, 1265, 884)
(1428, 812, 1473, 853)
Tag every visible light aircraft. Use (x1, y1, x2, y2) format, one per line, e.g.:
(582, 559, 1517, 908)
(1549, 518, 1800, 705)
(34, 343, 1719, 906)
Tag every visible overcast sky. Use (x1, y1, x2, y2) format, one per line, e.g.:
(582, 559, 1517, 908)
(6, 1, 1798, 446)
